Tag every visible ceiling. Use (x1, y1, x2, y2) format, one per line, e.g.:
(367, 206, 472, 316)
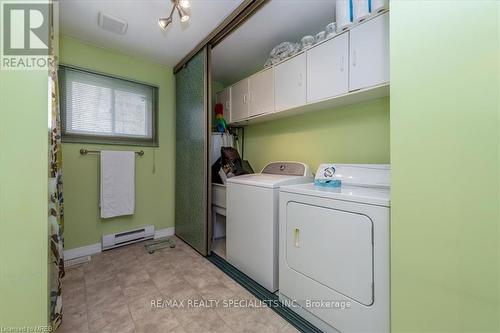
(59, 0, 244, 67)
(212, 0, 335, 85)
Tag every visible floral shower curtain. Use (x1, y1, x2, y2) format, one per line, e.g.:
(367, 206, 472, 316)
(49, 32, 65, 330)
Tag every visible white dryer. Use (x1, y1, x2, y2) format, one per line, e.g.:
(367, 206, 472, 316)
(279, 164, 390, 333)
(226, 162, 312, 292)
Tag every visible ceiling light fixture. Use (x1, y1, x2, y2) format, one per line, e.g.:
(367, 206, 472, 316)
(178, 0, 191, 9)
(177, 5, 190, 23)
(158, 17, 172, 30)
(158, 0, 190, 31)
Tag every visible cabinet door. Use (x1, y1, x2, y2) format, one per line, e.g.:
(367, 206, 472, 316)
(274, 53, 306, 112)
(216, 87, 231, 122)
(307, 33, 349, 103)
(349, 12, 389, 91)
(230, 79, 249, 123)
(248, 68, 274, 117)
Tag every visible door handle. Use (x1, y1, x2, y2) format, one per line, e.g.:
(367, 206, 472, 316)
(294, 227, 300, 247)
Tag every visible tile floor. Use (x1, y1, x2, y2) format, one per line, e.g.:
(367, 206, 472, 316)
(60, 236, 299, 333)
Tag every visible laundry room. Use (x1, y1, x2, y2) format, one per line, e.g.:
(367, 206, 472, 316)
(208, 1, 389, 257)
(2, 0, 499, 333)
(207, 3, 390, 331)
(211, 2, 389, 172)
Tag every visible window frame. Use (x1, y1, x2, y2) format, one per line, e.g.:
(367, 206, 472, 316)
(59, 64, 159, 147)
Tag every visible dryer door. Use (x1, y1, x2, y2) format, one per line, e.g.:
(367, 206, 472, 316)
(285, 202, 374, 305)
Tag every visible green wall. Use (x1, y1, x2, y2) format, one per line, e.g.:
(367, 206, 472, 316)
(59, 35, 175, 250)
(390, 2, 500, 332)
(0, 69, 50, 325)
(212, 80, 224, 126)
(212, 80, 224, 105)
(244, 97, 390, 171)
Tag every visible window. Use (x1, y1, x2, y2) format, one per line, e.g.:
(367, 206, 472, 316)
(59, 65, 158, 146)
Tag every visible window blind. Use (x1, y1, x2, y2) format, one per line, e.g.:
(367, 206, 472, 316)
(59, 65, 158, 146)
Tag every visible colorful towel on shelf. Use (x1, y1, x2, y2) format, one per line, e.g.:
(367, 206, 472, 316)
(214, 103, 227, 133)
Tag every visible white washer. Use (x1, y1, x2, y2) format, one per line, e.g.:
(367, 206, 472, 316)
(226, 162, 312, 292)
(279, 164, 390, 333)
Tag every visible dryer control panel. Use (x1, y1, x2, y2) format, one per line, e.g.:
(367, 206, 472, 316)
(315, 164, 391, 188)
(261, 162, 312, 177)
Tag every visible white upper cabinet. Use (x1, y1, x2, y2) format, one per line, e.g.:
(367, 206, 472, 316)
(307, 32, 349, 103)
(274, 53, 307, 112)
(349, 12, 389, 91)
(216, 87, 231, 122)
(248, 68, 274, 118)
(226, 12, 389, 125)
(230, 79, 249, 123)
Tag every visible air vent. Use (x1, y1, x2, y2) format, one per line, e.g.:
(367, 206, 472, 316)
(98, 12, 128, 35)
(65, 255, 91, 268)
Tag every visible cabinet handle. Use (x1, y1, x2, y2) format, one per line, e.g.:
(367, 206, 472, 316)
(225, 101, 230, 110)
(352, 50, 357, 67)
(294, 227, 300, 247)
(243, 94, 247, 104)
(249, 91, 253, 102)
(298, 73, 303, 87)
(340, 55, 345, 72)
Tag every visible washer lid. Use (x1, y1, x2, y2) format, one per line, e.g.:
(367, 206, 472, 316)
(227, 173, 313, 189)
(280, 182, 390, 207)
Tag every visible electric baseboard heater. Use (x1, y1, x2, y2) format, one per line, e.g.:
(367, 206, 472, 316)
(102, 225, 155, 250)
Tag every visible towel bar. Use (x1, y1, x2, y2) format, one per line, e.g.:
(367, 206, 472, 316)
(79, 148, 144, 157)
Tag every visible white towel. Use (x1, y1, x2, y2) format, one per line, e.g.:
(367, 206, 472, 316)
(100, 151, 135, 218)
(211, 133, 235, 165)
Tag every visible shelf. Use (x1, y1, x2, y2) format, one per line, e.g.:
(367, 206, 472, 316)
(229, 83, 389, 126)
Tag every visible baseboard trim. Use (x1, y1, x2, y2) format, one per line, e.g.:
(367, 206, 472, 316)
(154, 227, 175, 239)
(64, 227, 175, 260)
(64, 243, 101, 261)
